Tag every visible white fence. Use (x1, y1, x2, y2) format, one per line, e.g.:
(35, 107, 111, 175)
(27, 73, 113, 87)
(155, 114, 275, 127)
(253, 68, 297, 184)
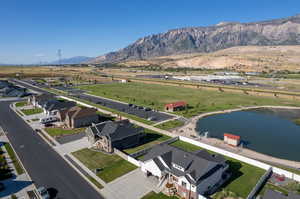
(179, 136, 300, 182)
(114, 148, 141, 167)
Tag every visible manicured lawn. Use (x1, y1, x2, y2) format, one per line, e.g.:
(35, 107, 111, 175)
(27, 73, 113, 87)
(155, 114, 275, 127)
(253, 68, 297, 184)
(155, 120, 185, 130)
(21, 108, 43, 115)
(141, 192, 178, 199)
(72, 148, 137, 183)
(77, 82, 300, 118)
(44, 127, 85, 137)
(169, 140, 265, 198)
(15, 101, 28, 107)
(123, 129, 171, 154)
(258, 183, 289, 197)
(4, 143, 24, 175)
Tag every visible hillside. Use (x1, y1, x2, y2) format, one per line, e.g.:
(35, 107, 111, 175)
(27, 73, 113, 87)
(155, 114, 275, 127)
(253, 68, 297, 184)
(119, 45, 300, 72)
(89, 14, 300, 69)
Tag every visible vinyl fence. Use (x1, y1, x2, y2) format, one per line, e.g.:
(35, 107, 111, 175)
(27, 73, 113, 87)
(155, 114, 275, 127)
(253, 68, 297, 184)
(179, 136, 300, 182)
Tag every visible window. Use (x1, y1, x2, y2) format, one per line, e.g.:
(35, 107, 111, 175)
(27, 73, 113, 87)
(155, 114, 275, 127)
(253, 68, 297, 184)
(182, 181, 187, 188)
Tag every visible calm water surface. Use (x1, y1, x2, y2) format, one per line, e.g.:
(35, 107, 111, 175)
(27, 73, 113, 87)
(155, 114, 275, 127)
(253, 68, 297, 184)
(196, 108, 300, 161)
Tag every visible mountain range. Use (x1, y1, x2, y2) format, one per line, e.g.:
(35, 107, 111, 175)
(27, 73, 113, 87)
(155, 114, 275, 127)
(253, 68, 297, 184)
(50, 56, 94, 65)
(88, 14, 300, 69)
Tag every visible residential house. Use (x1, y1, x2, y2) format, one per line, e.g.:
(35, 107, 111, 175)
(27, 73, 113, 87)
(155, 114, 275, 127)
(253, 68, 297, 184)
(262, 189, 300, 199)
(28, 93, 56, 107)
(86, 120, 144, 153)
(1, 85, 28, 97)
(165, 101, 187, 112)
(43, 100, 76, 115)
(141, 144, 230, 199)
(58, 106, 99, 128)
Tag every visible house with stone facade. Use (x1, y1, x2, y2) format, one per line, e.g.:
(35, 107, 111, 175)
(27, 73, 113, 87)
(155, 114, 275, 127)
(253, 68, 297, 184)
(86, 120, 144, 153)
(141, 144, 230, 199)
(58, 106, 99, 128)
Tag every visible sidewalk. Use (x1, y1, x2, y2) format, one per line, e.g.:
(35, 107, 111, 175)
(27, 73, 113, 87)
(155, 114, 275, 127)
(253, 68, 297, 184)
(0, 135, 35, 199)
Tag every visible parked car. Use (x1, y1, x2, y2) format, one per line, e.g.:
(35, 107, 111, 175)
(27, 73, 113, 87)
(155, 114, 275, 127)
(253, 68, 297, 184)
(40, 117, 57, 124)
(138, 106, 144, 110)
(128, 104, 133, 107)
(145, 107, 152, 111)
(37, 186, 50, 199)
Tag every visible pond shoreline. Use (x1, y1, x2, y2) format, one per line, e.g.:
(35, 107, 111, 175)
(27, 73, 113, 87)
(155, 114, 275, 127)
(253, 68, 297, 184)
(171, 105, 300, 169)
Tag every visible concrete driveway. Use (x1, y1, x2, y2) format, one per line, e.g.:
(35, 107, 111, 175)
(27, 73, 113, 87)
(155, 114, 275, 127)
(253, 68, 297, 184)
(100, 169, 158, 199)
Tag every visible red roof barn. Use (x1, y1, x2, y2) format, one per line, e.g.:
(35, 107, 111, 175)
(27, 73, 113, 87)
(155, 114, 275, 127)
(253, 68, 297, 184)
(164, 101, 187, 112)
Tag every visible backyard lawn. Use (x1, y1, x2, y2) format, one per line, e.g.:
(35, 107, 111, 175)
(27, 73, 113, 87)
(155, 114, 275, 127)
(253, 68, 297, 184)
(20, 108, 43, 115)
(72, 148, 137, 183)
(78, 82, 300, 118)
(123, 129, 171, 154)
(141, 192, 178, 199)
(44, 127, 85, 137)
(155, 120, 185, 130)
(169, 140, 265, 198)
(15, 101, 28, 107)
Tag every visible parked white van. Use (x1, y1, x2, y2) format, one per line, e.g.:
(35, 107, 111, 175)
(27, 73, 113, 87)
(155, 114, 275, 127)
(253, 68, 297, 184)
(40, 117, 57, 124)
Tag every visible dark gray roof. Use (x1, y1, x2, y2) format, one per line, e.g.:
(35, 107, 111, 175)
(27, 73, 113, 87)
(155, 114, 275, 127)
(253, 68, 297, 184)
(90, 120, 143, 142)
(263, 189, 300, 199)
(143, 144, 227, 184)
(263, 189, 287, 199)
(44, 100, 76, 111)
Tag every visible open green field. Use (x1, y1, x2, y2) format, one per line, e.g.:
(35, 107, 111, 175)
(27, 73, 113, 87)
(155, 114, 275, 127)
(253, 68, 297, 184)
(155, 120, 185, 130)
(72, 148, 137, 183)
(141, 192, 178, 199)
(15, 101, 28, 107)
(44, 127, 85, 137)
(21, 108, 43, 115)
(123, 129, 171, 154)
(78, 82, 300, 118)
(169, 140, 265, 198)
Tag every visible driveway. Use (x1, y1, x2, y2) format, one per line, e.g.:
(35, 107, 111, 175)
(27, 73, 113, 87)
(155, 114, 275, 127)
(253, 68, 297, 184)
(100, 169, 158, 199)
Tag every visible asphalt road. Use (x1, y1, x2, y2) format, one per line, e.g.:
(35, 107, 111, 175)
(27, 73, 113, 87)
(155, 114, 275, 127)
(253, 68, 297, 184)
(70, 93, 174, 122)
(0, 100, 103, 199)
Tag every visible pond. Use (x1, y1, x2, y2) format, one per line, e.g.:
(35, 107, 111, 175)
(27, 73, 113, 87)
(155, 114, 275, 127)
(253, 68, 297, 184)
(196, 108, 300, 162)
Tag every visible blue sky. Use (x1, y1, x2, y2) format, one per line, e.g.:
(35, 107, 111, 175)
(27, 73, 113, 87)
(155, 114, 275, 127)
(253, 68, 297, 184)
(1, 0, 299, 64)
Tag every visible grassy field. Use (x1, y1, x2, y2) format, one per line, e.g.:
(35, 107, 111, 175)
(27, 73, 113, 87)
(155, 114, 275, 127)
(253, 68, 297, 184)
(78, 82, 300, 118)
(155, 120, 185, 130)
(141, 192, 178, 199)
(123, 129, 171, 154)
(4, 143, 24, 175)
(72, 148, 137, 183)
(15, 101, 28, 107)
(169, 140, 265, 198)
(44, 127, 85, 137)
(21, 108, 43, 115)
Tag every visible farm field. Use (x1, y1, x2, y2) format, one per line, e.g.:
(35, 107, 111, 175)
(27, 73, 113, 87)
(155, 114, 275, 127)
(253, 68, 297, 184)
(78, 82, 300, 118)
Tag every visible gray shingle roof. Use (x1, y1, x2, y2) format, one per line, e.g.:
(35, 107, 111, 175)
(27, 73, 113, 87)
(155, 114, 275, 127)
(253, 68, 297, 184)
(143, 144, 227, 184)
(90, 120, 143, 142)
(263, 189, 300, 199)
